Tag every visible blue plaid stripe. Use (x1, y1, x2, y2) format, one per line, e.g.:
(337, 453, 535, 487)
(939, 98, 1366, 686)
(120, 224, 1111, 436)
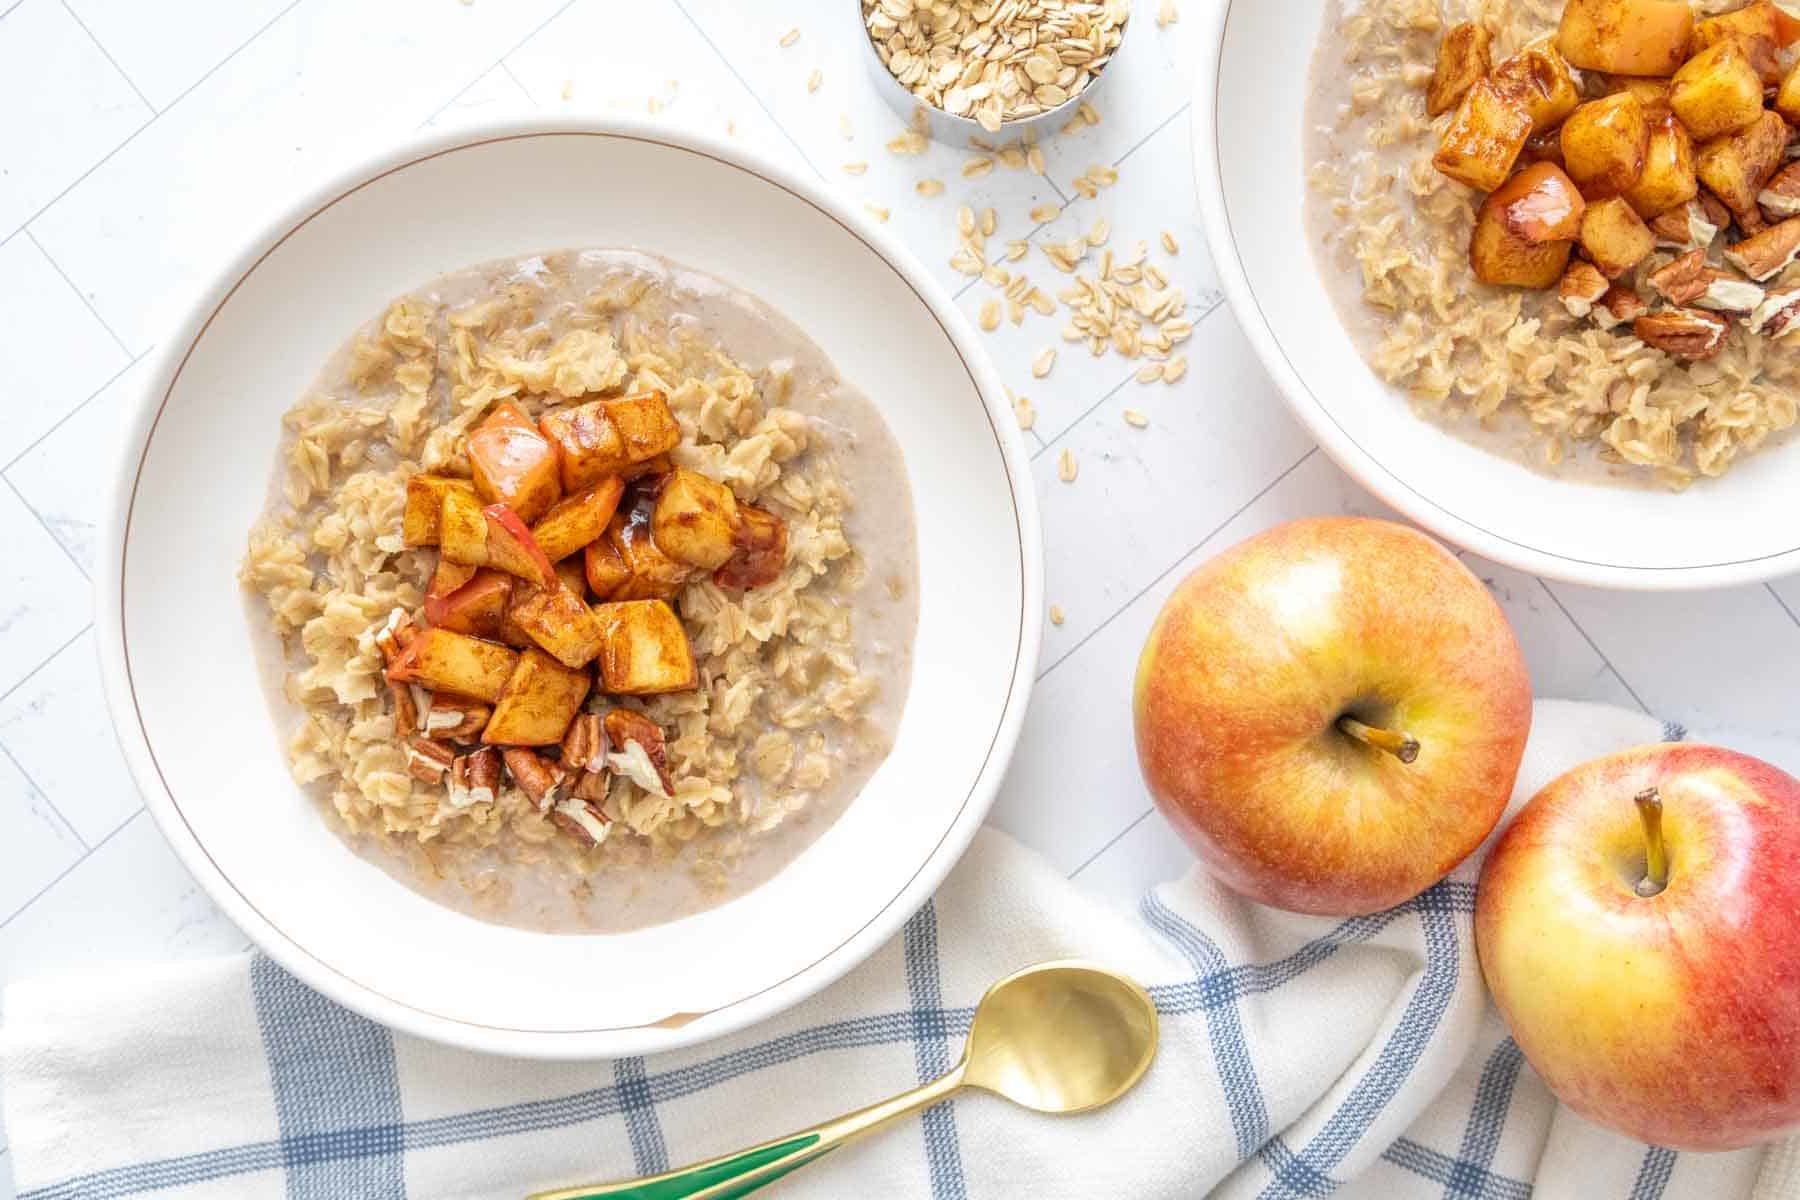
(250, 954, 406, 1198)
(1379, 1137, 1532, 1200)
(1141, 894, 1268, 1158)
(1630, 1146, 1679, 1200)
(903, 901, 968, 1200)
(614, 1057, 668, 1176)
(1451, 1038, 1525, 1191)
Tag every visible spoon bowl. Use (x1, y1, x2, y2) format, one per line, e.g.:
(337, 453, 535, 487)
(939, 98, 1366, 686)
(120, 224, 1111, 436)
(963, 960, 1160, 1114)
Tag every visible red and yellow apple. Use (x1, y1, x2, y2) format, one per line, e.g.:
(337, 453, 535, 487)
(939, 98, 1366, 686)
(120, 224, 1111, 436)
(1133, 517, 1532, 916)
(1477, 744, 1800, 1150)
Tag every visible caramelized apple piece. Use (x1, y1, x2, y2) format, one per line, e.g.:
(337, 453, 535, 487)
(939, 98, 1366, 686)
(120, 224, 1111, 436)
(1600, 75, 1672, 117)
(424, 558, 478, 619)
(1624, 113, 1698, 218)
(1562, 94, 1650, 199)
(1777, 58, 1800, 126)
(1693, 2, 1798, 83)
(1698, 110, 1789, 216)
(481, 504, 558, 589)
(1434, 79, 1534, 191)
(509, 582, 606, 669)
(1492, 162, 1587, 243)
(714, 504, 788, 590)
(584, 536, 633, 602)
(403, 475, 476, 547)
(652, 468, 742, 570)
(1670, 42, 1766, 141)
(1557, 0, 1694, 76)
(1427, 22, 1492, 118)
(538, 391, 682, 492)
(1580, 197, 1656, 277)
(467, 401, 561, 525)
(385, 627, 519, 703)
(428, 569, 513, 640)
(1471, 196, 1574, 287)
(594, 600, 698, 695)
(531, 477, 626, 563)
(607, 502, 693, 602)
(438, 485, 489, 567)
(482, 648, 592, 746)
(1492, 41, 1581, 134)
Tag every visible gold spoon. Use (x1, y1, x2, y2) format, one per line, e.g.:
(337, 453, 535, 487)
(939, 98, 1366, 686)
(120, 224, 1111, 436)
(529, 959, 1159, 1200)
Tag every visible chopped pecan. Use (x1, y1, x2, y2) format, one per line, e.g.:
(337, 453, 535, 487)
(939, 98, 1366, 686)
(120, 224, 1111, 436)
(390, 681, 420, 738)
(1595, 285, 1648, 329)
(1724, 217, 1800, 280)
(1750, 287, 1800, 336)
(1559, 261, 1611, 318)
(550, 797, 613, 849)
(449, 747, 501, 808)
(603, 708, 674, 798)
(1700, 190, 1733, 230)
(1693, 273, 1765, 315)
(1646, 250, 1711, 304)
(405, 736, 455, 784)
(1759, 162, 1800, 219)
(373, 608, 417, 665)
(1736, 204, 1771, 235)
(422, 696, 490, 741)
(570, 768, 610, 803)
(501, 748, 565, 813)
(1633, 308, 1731, 359)
(560, 713, 608, 774)
(1649, 200, 1723, 252)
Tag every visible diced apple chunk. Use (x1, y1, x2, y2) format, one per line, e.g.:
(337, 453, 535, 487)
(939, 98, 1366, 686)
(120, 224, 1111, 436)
(1778, 59, 1800, 125)
(428, 569, 513, 640)
(1561, 94, 1650, 199)
(652, 468, 742, 569)
(509, 582, 606, 669)
(714, 504, 789, 590)
(1698, 110, 1790, 216)
(1625, 113, 1698, 217)
(1557, 0, 1694, 76)
(585, 536, 633, 601)
(385, 627, 519, 703)
(532, 478, 626, 563)
(403, 476, 475, 547)
(467, 401, 561, 525)
(539, 391, 682, 492)
(1580, 197, 1656, 277)
(1693, 2, 1797, 82)
(482, 648, 592, 746)
(1427, 23, 1492, 118)
(607, 507, 693, 601)
(424, 558, 477, 617)
(1492, 162, 1587, 243)
(1670, 42, 1766, 141)
(595, 600, 697, 695)
(1471, 195, 1574, 287)
(1434, 79, 1534, 192)
(1492, 41, 1581, 134)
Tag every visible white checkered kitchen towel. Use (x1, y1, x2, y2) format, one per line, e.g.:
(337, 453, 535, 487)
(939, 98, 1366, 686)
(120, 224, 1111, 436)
(3, 699, 1796, 1199)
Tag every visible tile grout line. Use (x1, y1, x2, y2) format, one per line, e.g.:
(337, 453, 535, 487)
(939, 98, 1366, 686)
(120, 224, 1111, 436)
(1037, 446, 1319, 681)
(495, 58, 536, 103)
(0, 623, 92, 708)
(59, 0, 156, 114)
(2, 474, 91, 582)
(1068, 806, 1153, 879)
(1768, 583, 1800, 630)
(1109, 100, 1190, 171)
(0, 348, 148, 476)
(0, 741, 88, 853)
(25, 228, 132, 357)
(9, 0, 309, 245)
(1535, 579, 1653, 716)
(0, 808, 143, 932)
(420, 0, 580, 126)
(668, 0, 828, 184)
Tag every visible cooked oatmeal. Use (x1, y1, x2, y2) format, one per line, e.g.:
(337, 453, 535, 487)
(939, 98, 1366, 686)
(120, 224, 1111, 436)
(240, 250, 918, 933)
(1305, 0, 1800, 486)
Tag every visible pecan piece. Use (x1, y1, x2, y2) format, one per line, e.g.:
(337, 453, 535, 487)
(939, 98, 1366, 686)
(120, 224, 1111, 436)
(1650, 199, 1723, 252)
(373, 608, 418, 665)
(1750, 287, 1800, 336)
(1559, 261, 1611, 319)
(449, 747, 501, 808)
(550, 797, 613, 849)
(501, 748, 566, 813)
(1595, 285, 1648, 330)
(569, 768, 610, 803)
(603, 708, 674, 798)
(1633, 308, 1730, 359)
(422, 695, 490, 741)
(560, 713, 608, 774)
(1646, 250, 1711, 304)
(405, 736, 455, 784)
(1724, 217, 1800, 280)
(390, 681, 420, 738)
(1759, 162, 1800, 219)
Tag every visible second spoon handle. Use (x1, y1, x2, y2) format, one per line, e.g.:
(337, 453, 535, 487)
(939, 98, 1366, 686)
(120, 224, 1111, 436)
(527, 1062, 969, 1200)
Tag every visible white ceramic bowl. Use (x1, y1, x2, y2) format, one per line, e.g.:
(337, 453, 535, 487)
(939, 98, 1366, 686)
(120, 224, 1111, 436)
(97, 117, 1042, 1059)
(1194, 0, 1800, 589)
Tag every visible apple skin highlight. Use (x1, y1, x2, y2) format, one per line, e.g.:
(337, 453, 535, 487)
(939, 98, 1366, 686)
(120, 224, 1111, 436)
(1132, 517, 1533, 917)
(1476, 744, 1800, 1151)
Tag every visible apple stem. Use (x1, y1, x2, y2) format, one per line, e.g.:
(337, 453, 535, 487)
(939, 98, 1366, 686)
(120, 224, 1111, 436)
(1336, 716, 1420, 764)
(1634, 787, 1669, 898)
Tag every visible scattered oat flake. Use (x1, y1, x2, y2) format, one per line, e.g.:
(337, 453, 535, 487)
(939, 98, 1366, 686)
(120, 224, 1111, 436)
(916, 178, 945, 196)
(779, 27, 800, 47)
(838, 113, 855, 139)
(1032, 347, 1056, 377)
(1135, 363, 1163, 384)
(979, 299, 1001, 331)
(886, 130, 928, 156)
(727, 120, 739, 137)
(843, 161, 868, 175)
(1029, 203, 1061, 223)
(1161, 231, 1180, 255)
(1157, 0, 1179, 26)
(1049, 604, 1066, 626)
(980, 207, 997, 237)
(963, 157, 995, 179)
(998, 147, 1028, 169)
(807, 69, 823, 93)
(1014, 396, 1037, 429)
(1004, 239, 1029, 262)
(865, 203, 890, 222)
(1164, 356, 1189, 383)
(1087, 218, 1111, 246)
(957, 205, 976, 236)
(1124, 408, 1149, 427)
(559, 80, 572, 100)
(1057, 448, 1078, 482)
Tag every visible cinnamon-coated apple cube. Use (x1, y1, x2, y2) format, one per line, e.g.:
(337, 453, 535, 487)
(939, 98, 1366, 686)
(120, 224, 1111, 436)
(384, 627, 518, 703)
(713, 504, 789, 590)
(555, 557, 586, 596)
(438, 485, 490, 566)
(509, 582, 606, 669)
(1492, 41, 1581, 134)
(538, 391, 682, 492)
(1778, 59, 1800, 125)
(1561, 94, 1650, 199)
(480, 503, 558, 589)
(1471, 196, 1575, 288)
(608, 510, 693, 601)
(1670, 42, 1766, 142)
(1698, 110, 1790, 215)
(584, 537, 632, 601)
(652, 468, 742, 570)
(482, 648, 592, 746)
(1557, 0, 1694, 76)
(429, 570, 513, 640)
(1426, 22, 1492, 118)
(1492, 162, 1587, 244)
(595, 600, 697, 695)
(1693, 2, 1797, 82)
(1434, 79, 1534, 192)
(532, 477, 626, 563)
(1624, 114, 1698, 217)
(424, 558, 477, 616)
(403, 475, 476, 547)
(1580, 198, 1656, 277)
(1600, 76, 1672, 117)
(467, 401, 561, 525)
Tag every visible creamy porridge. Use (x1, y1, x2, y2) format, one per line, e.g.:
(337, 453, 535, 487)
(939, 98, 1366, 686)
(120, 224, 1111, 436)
(1305, 0, 1800, 487)
(240, 250, 918, 933)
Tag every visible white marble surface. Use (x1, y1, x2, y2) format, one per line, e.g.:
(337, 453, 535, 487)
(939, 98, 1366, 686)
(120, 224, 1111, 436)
(2, 0, 1799, 1191)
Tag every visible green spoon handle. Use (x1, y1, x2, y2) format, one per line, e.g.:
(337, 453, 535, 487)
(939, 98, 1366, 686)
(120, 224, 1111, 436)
(527, 1063, 967, 1200)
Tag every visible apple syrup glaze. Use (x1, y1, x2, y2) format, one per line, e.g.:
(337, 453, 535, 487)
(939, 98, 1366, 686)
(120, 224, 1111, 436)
(260, 250, 920, 933)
